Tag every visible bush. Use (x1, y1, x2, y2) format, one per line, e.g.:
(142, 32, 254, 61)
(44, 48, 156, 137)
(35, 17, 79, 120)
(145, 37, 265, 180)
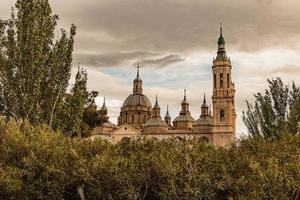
(0, 119, 299, 199)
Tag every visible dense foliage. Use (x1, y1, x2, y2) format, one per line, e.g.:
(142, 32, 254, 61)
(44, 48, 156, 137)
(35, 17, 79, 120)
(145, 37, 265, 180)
(0, 119, 299, 199)
(243, 78, 300, 138)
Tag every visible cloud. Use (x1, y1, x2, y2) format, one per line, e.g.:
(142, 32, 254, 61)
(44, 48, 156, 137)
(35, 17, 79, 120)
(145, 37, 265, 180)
(74, 52, 183, 68)
(43, 0, 300, 54)
(2, 0, 300, 54)
(270, 65, 300, 75)
(139, 55, 185, 68)
(74, 51, 157, 67)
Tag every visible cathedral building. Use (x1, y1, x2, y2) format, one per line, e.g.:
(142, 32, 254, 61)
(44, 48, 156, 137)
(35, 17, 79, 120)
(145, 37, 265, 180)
(91, 27, 236, 146)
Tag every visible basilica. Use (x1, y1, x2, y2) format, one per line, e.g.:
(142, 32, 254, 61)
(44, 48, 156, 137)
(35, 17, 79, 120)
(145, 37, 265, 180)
(91, 27, 236, 146)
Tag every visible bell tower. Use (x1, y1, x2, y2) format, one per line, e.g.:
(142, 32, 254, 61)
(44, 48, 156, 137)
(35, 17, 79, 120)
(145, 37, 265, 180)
(212, 25, 236, 144)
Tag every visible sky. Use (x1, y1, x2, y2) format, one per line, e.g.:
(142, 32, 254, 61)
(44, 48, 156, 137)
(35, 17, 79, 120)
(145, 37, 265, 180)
(1, 0, 300, 136)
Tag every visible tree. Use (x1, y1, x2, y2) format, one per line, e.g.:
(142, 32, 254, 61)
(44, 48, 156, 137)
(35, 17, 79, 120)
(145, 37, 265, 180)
(243, 78, 300, 138)
(0, 0, 76, 126)
(55, 67, 88, 136)
(82, 92, 109, 134)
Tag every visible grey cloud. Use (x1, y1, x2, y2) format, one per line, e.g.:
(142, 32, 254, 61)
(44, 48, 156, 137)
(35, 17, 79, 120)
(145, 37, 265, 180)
(139, 55, 185, 68)
(47, 0, 300, 53)
(74, 51, 157, 67)
(270, 65, 300, 75)
(74, 51, 183, 68)
(2, 0, 300, 54)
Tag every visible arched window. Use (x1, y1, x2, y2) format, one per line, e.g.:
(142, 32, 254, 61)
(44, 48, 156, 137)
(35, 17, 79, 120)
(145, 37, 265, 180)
(220, 110, 225, 122)
(227, 73, 230, 88)
(220, 73, 224, 88)
(199, 136, 209, 143)
(143, 115, 147, 123)
(131, 115, 134, 123)
(214, 74, 217, 89)
(121, 137, 131, 143)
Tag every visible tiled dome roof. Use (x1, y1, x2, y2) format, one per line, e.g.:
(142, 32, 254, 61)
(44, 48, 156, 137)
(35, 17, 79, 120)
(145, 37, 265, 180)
(145, 118, 168, 127)
(102, 121, 116, 128)
(173, 114, 195, 123)
(123, 94, 152, 108)
(195, 116, 213, 125)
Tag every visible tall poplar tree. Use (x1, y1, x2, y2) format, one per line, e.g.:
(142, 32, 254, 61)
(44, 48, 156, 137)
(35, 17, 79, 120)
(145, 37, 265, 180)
(54, 68, 88, 136)
(0, 0, 76, 125)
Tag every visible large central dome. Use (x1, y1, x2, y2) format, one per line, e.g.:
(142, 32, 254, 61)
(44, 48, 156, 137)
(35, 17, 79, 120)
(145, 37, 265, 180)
(118, 65, 153, 130)
(123, 94, 152, 108)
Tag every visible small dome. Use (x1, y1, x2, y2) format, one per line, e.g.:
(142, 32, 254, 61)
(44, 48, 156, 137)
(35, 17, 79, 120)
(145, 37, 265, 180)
(145, 118, 168, 127)
(123, 94, 152, 108)
(173, 114, 195, 123)
(102, 121, 116, 128)
(134, 77, 142, 82)
(195, 116, 213, 125)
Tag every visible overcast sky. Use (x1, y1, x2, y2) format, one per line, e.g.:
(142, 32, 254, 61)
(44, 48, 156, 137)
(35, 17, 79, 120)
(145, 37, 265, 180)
(1, 0, 300, 136)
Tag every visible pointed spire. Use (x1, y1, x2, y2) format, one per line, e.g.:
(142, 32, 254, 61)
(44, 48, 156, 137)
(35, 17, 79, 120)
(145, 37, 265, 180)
(184, 89, 187, 101)
(217, 24, 227, 61)
(202, 93, 208, 109)
(101, 96, 108, 112)
(164, 105, 171, 125)
(137, 64, 140, 78)
(153, 94, 161, 118)
(154, 94, 160, 109)
(133, 64, 143, 94)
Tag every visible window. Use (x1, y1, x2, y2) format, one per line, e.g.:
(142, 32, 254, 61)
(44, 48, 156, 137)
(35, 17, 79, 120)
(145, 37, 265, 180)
(214, 74, 217, 89)
(220, 110, 225, 122)
(144, 115, 147, 123)
(227, 73, 230, 88)
(220, 73, 224, 88)
(199, 136, 209, 143)
(131, 115, 134, 123)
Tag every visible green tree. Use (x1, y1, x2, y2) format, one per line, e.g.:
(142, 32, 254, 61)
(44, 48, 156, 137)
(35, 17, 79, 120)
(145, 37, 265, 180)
(0, 0, 76, 126)
(55, 68, 88, 136)
(82, 92, 109, 135)
(243, 78, 300, 138)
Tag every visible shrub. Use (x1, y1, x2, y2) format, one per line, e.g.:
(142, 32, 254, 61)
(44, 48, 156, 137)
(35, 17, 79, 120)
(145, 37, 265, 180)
(0, 119, 299, 199)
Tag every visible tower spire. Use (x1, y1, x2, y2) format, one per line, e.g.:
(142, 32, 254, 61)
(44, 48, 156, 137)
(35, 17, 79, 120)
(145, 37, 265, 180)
(220, 23, 223, 37)
(203, 93, 206, 104)
(216, 24, 227, 61)
(133, 64, 143, 94)
(164, 105, 171, 126)
(153, 94, 161, 118)
(184, 89, 187, 100)
(137, 64, 140, 78)
(101, 96, 108, 112)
